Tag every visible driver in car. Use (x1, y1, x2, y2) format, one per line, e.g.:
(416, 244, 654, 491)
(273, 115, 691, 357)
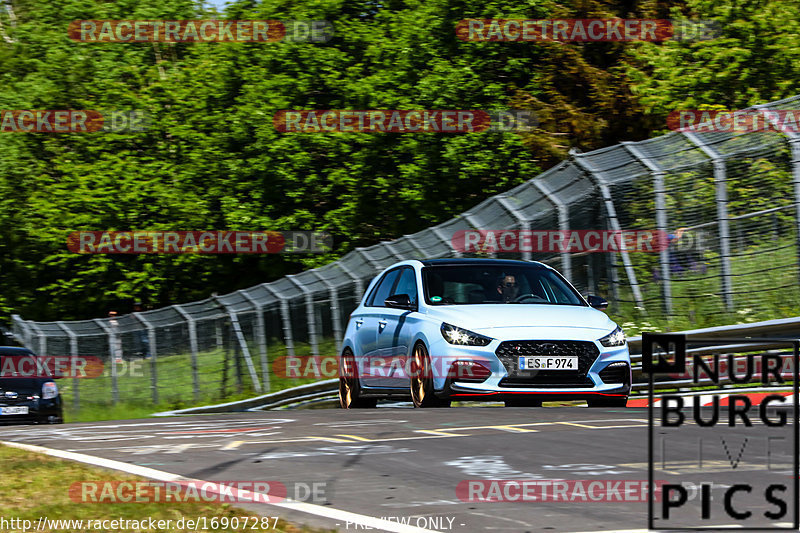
(497, 274, 519, 302)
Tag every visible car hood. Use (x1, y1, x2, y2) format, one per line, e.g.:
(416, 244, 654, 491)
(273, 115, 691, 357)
(0, 377, 46, 394)
(425, 304, 617, 334)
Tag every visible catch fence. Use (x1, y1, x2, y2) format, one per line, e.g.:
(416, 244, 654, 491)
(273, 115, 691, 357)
(11, 95, 800, 411)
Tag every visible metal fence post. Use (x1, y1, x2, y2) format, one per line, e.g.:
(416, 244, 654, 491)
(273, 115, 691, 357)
(354, 248, 383, 272)
(287, 275, 319, 358)
(624, 142, 673, 315)
(311, 271, 343, 346)
(27, 322, 47, 356)
(173, 306, 200, 402)
(132, 312, 158, 404)
(463, 212, 494, 257)
(495, 195, 532, 261)
(57, 322, 80, 413)
(337, 263, 365, 302)
(398, 236, 427, 259)
(263, 284, 295, 357)
(683, 131, 734, 312)
(431, 227, 460, 257)
(10, 315, 25, 347)
(93, 318, 118, 404)
(760, 109, 800, 289)
(571, 155, 646, 309)
(788, 139, 800, 290)
(215, 301, 262, 394)
(533, 180, 572, 281)
(239, 291, 270, 392)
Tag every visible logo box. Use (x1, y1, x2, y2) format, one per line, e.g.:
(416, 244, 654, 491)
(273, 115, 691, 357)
(643, 333, 799, 530)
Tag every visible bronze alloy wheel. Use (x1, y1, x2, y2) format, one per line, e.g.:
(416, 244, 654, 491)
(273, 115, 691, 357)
(409, 342, 450, 408)
(338, 349, 377, 409)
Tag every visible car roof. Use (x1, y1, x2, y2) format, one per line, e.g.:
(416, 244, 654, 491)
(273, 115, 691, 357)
(419, 258, 549, 268)
(0, 346, 35, 356)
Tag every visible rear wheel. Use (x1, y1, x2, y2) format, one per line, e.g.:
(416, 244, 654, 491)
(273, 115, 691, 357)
(587, 396, 628, 407)
(339, 349, 377, 409)
(504, 397, 542, 407)
(410, 342, 450, 408)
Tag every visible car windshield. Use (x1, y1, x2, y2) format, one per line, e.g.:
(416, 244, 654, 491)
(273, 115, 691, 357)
(422, 264, 585, 306)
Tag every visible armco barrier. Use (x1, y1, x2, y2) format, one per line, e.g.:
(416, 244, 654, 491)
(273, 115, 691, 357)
(152, 316, 800, 413)
(629, 316, 800, 394)
(152, 379, 338, 416)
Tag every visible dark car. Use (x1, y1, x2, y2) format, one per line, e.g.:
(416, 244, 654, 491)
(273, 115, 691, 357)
(0, 347, 63, 424)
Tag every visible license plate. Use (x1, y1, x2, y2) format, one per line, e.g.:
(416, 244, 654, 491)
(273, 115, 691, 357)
(0, 406, 28, 415)
(519, 356, 578, 371)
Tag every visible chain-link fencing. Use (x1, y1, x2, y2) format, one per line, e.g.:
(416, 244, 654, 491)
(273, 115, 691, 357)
(11, 95, 800, 413)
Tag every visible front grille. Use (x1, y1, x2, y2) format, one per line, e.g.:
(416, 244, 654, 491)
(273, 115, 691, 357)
(0, 388, 35, 404)
(598, 362, 630, 384)
(495, 340, 600, 388)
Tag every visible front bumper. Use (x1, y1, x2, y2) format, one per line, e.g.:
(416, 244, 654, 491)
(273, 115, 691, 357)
(0, 396, 63, 424)
(428, 336, 631, 401)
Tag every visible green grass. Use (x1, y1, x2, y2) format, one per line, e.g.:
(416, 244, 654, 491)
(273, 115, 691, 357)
(0, 444, 332, 533)
(61, 338, 339, 423)
(60, 238, 800, 422)
(607, 237, 800, 336)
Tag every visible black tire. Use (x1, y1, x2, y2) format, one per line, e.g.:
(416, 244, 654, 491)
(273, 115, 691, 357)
(338, 349, 377, 409)
(410, 342, 450, 408)
(504, 397, 542, 407)
(587, 396, 628, 407)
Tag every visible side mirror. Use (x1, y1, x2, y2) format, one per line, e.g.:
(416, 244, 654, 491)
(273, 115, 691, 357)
(385, 294, 416, 311)
(587, 295, 609, 310)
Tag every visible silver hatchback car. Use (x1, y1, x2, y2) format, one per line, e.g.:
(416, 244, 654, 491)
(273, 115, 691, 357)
(339, 258, 630, 408)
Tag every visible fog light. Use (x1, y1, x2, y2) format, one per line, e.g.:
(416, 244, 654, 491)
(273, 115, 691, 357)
(448, 360, 491, 382)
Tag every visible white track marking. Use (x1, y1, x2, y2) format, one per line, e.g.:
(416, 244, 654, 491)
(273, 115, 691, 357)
(1, 440, 439, 533)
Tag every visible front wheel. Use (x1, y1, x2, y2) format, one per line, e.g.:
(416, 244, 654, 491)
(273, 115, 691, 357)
(587, 396, 628, 407)
(410, 343, 450, 408)
(339, 349, 377, 409)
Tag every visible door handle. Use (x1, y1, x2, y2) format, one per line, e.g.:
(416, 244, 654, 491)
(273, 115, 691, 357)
(378, 320, 387, 331)
(355, 319, 364, 328)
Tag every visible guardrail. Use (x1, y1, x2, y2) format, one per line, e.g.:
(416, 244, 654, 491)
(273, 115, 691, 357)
(628, 316, 800, 394)
(152, 379, 338, 416)
(152, 316, 800, 414)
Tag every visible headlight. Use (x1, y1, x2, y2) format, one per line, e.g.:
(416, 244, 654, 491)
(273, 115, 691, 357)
(441, 323, 492, 346)
(42, 382, 58, 399)
(599, 326, 626, 347)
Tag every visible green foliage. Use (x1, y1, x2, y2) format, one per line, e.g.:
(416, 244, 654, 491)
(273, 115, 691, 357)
(625, 0, 800, 117)
(0, 0, 798, 326)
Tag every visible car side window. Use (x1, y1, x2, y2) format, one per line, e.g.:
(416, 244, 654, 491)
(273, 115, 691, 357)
(392, 267, 418, 306)
(366, 269, 401, 307)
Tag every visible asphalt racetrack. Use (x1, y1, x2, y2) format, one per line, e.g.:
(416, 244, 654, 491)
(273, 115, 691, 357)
(1, 406, 796, 532)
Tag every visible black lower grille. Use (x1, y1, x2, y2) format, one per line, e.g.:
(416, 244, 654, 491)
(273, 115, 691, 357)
(495, 340, 600, 388)
(598, 362, 630, 384)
